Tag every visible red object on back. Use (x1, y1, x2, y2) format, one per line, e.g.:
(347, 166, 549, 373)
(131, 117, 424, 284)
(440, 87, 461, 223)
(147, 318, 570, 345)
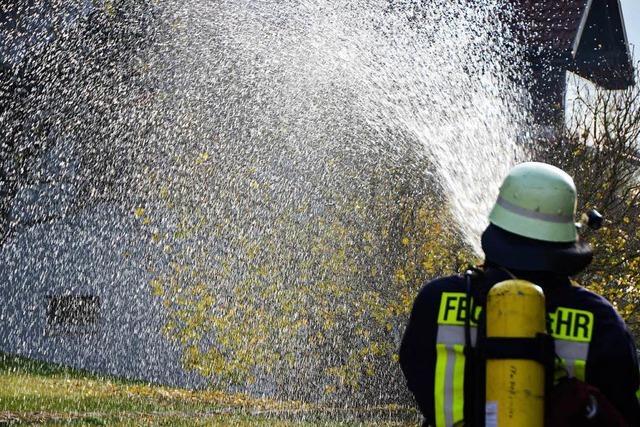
(546, 377, 629, 427)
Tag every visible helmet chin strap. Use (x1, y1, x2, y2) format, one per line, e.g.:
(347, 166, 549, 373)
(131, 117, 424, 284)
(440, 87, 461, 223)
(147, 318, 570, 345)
(497, 266, 517, 280)
(483, 261, 518, 280)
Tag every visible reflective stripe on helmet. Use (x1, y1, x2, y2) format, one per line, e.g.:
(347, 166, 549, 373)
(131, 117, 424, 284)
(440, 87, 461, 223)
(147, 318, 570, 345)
(488, 162, 579, 242)
(496, 195, 574, 224)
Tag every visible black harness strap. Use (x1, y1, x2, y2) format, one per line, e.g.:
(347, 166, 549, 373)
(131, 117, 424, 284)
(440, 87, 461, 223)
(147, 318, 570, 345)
(463, 268, 483, 427)
(464, 271, 473, 351)
(462, 268, 558, 427)
(483, 333, 555, 365)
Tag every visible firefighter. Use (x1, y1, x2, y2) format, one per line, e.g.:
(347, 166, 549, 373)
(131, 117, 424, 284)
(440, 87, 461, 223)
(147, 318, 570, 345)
(399, 162, 640, 426)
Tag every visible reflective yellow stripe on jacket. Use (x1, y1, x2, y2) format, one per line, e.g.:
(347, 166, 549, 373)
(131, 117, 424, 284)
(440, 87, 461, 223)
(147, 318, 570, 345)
(435, 293, 477, 427)
(549, 307, 593, 381)
(434, 294, 595, 426)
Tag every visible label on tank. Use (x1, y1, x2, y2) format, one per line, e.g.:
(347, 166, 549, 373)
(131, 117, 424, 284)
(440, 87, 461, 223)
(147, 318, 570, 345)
(485, 401, 498, 427)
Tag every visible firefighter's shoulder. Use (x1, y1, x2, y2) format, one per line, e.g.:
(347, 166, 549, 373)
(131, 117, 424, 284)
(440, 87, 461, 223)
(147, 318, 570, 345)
(552, 283, 629, 338)
(418, 275, 465, 298)
(562, 283, 624, 321)
(420, 274, 466, 293)
(412, 275, 467, 311)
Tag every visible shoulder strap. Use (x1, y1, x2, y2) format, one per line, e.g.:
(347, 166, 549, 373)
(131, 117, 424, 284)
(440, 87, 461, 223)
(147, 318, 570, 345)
(463, 267, 558, 426)
(464, 270, 473, 351)
(463, 267, 484, 426)
(483, 334, 554, 364)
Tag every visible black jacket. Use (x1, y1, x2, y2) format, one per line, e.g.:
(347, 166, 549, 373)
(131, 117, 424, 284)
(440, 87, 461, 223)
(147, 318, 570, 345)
(399, 268, 640, 426)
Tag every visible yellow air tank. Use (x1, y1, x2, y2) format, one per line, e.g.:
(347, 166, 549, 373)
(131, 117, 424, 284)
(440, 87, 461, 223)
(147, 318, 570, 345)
(485, 280, 546, 427)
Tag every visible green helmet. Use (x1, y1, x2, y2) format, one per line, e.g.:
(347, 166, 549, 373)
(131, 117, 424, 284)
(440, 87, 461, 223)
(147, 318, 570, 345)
(488, 162, 577, 243)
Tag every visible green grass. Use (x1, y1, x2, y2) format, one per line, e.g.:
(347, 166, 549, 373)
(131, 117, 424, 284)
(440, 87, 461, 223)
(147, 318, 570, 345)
(0, 353, 417, 426)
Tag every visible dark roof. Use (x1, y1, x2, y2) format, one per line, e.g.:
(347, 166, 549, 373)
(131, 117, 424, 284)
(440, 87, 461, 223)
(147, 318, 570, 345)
(570, 0, 634, 88)
(519, 1, 586, 52)
(517, 0, 634, 89)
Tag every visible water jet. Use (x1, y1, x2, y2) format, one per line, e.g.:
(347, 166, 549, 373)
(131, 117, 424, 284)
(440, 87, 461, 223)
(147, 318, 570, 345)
(0, 0, 634, 414)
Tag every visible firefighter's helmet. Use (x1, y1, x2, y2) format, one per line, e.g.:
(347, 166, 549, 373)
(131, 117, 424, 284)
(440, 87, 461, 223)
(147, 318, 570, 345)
(482, 162, 592, 275)
(488, 162, 578, 242)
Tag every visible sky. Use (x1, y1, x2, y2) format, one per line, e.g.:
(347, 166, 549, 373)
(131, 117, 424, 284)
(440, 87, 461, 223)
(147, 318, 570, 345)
(621, 0, 639, 57)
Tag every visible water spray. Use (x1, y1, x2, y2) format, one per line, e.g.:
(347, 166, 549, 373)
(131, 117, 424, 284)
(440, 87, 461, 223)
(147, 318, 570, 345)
(1, 0, 533, 406)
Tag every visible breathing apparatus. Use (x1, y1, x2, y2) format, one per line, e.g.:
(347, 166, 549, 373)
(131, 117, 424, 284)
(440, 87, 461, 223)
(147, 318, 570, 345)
(472, 162, 604, 426)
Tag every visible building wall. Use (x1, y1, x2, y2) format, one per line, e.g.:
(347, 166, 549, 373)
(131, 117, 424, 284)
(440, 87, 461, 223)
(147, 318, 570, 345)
(0, 205, 207, 388)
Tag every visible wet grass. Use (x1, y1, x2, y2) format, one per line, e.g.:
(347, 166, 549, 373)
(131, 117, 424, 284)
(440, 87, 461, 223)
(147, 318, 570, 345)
(0, 353, 417, 426)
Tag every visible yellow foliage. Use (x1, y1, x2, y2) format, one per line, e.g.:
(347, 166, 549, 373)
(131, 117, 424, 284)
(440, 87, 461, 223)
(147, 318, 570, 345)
(141, 150, 472, 400)
(195, 151, 210, 165)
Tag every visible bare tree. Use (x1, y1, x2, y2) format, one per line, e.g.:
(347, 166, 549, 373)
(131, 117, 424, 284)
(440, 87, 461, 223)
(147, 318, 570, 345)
(540, 64, 640, 335)
(0, 1, 159, 245)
